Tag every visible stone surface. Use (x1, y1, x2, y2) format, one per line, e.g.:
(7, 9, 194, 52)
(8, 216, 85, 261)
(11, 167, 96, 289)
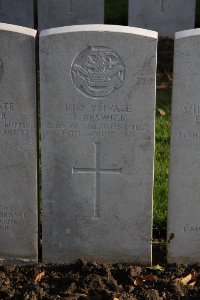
(129, 0, 196, 38)
(167, 29, 200, 264)
(38, 0, 104, 31)
(40, 25, 157, 264)
(0, 23, 37, 265)
(0, 0, 34, 28)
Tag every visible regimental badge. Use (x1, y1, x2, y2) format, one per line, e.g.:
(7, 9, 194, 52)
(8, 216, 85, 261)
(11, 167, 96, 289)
(71, 47, 125, 98)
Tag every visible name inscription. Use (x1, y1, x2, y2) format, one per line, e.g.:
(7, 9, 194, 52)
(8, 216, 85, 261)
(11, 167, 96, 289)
(47, 102, 152, 138)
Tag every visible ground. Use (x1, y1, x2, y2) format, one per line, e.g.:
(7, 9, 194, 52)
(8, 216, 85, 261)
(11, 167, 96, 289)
(1, 257, 200, 299)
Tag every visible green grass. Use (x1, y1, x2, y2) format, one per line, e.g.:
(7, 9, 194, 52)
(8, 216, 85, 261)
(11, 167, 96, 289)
(154, 89, 172, 237)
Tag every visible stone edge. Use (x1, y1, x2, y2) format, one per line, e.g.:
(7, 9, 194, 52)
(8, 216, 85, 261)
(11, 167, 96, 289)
(0, 258, 38, 266)
(0, 23, 36, 37)
(175, 28, 200, 40)
(40, 24, 158, 39)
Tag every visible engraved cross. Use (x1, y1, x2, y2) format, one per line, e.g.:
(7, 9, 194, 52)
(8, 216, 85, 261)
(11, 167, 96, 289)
(0, 0, 3, 15)
(72, 143, 122, 219)
(160, 0, 165, 13)
(68, 0, 73, 13)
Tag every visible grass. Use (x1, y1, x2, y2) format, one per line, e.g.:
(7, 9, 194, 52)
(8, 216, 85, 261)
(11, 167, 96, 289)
(154, 89, 171, 236)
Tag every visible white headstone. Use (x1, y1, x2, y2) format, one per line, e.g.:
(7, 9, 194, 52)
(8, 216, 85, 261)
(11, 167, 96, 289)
(0, 0, 34, 28)
(129, 0, 196, 38)
(40, 25, 157, 264)
(0, 23, 37, 265)
(38, 0, 104, 31)
(168, 29, 200, 263)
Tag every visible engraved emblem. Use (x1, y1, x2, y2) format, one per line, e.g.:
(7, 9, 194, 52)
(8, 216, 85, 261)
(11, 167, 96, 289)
(0, 59, 3, 83)
(71, 47, 125, 98)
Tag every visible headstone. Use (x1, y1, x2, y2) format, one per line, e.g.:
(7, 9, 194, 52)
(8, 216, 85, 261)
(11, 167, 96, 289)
(167, 29, 200, 264)
(38, 0, 104, 31)
(0, 23, 37, 265)
(40, 24, 157, 264)
(0, 0, 34, 28)
(129, 0, 196, 38)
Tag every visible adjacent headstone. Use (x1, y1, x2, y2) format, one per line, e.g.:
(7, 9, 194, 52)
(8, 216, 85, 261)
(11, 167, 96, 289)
(0, 23, 37, 265)
(129, 0, 196, 38)
(0, 0, 34, 28)
(38, 0, 104, 31)
(40, 25, 157, 264)
(167, 29, 200, 264)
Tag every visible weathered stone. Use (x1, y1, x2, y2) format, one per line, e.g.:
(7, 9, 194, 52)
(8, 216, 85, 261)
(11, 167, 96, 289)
(129, 0, 196, 38)
(40, 25, 157, 264)
(0, 0, 34, 28)
(0, 23, 37, 265)
(38, 0, 104, 31)
(167, 29, 200, 264)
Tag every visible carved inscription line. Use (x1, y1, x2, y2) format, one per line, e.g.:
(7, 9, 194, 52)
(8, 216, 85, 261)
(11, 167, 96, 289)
(72, 143, 122, 219)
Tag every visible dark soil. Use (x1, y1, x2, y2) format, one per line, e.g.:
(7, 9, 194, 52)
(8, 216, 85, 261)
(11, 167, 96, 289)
(157, 38, 174, 90)
(1, 39, 191, 300)
(1, 253, 200, 300)
(158, 38, 174, 74)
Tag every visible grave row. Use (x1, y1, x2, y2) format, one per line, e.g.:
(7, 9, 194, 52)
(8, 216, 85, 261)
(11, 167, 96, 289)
(0, 0, 197, 37)
(0, 22, 200, 266)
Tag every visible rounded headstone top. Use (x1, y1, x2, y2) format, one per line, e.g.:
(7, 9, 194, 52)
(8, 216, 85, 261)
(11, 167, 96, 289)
(40, 24, 158, 39)
(0, 23, 36, 37)
(175, 28, 200, 40)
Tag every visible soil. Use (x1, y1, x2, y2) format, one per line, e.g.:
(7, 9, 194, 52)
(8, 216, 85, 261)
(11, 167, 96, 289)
(158, 38, 174, 74)
(157, 38, 174, 90)
(1, 39, 193, 300)
(1, 251, 200, 300)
